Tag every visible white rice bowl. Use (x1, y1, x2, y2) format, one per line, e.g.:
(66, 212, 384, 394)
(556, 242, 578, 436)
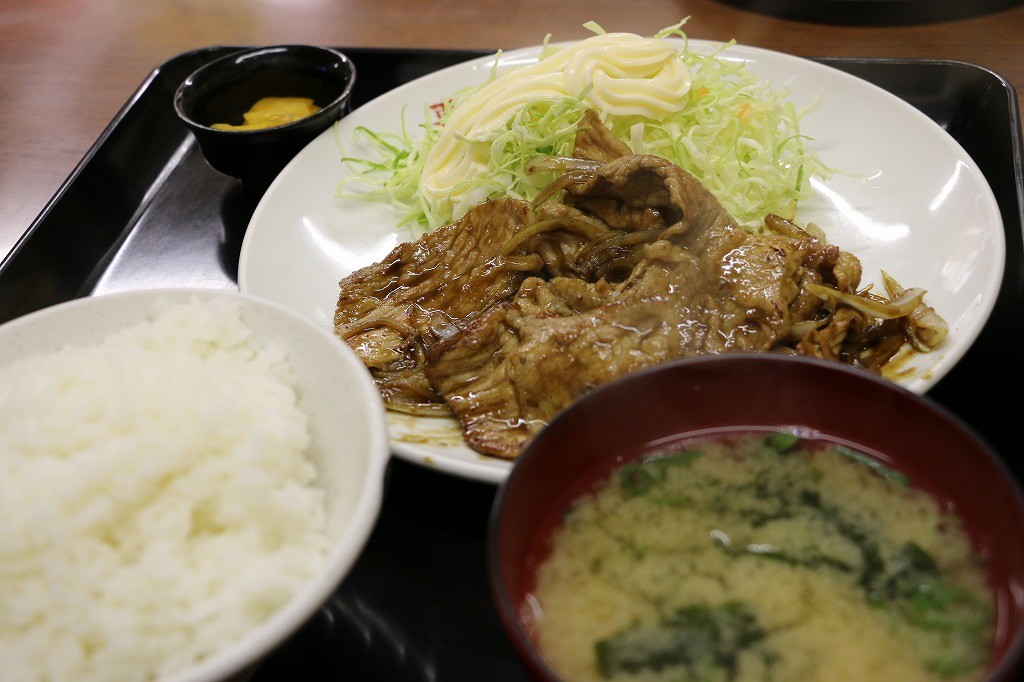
(0, 288, 390, 682)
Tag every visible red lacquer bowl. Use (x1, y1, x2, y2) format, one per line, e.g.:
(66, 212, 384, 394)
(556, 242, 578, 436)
(488, 353, 1024, 681)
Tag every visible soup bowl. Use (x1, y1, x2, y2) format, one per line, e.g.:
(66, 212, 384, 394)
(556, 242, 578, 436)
(488, 353, 1024, 681)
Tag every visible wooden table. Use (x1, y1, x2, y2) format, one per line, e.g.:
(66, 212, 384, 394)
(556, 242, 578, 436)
(2, 0, 1023, 260)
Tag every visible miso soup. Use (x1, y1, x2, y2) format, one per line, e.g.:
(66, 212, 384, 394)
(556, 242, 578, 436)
(531, 431, 992, 681)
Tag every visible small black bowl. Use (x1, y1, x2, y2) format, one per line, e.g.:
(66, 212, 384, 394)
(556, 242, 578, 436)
(174, 44, 356, 190)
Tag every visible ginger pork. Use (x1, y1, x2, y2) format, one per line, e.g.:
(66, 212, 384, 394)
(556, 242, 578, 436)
(334, 110, 947, 459)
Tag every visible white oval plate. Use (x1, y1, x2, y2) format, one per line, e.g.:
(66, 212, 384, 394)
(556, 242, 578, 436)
(238, 40, 1006, 485)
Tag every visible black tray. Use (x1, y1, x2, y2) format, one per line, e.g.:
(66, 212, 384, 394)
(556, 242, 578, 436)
(1, 47, 1022, 680)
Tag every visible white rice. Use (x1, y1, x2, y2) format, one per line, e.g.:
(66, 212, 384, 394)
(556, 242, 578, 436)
(0, 297, 331, 682)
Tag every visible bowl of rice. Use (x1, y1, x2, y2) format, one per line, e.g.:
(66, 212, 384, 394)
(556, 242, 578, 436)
(489, 353, 1024, 682)
(0, 288, 390, 682)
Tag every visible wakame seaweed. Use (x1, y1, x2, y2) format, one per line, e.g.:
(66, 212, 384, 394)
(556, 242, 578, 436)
(595, 602, 767, 679)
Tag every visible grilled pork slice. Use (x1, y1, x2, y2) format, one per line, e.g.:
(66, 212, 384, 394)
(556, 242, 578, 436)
(334, 198, 540, 414)
(423, 221, 849, 459)
(572, 108, 633, 162)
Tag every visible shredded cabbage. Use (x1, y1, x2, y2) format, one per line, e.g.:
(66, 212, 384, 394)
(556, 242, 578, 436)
(337, 20, 833, 234)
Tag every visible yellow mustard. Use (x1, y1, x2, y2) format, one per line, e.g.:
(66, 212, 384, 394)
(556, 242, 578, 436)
(212, 96, 320, 131)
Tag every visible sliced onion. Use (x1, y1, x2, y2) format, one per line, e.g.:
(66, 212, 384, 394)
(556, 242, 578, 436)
(804, 282, 925, 320)
(499, 216, 611, 255)
(882, 271, 948, 350)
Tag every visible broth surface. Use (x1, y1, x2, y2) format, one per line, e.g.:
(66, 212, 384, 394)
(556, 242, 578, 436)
(531, 432, 992, 681)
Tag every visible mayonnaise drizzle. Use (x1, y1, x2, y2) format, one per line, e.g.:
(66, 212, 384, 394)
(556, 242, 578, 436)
(420, 31, 692, 219)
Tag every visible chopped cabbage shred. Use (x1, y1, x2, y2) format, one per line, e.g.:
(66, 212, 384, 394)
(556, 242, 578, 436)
(336, 20, 832, 233)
